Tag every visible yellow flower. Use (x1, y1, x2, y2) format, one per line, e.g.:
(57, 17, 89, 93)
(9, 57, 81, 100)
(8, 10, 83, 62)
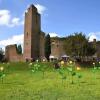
(61, 61, 64, 65)
(43, 59, 46, 62)
(69, 61, 73, 64)
(0, 67, 4, 71)
(76, 67, 81, 71)
(99, 62, 100, 64)
(93, 62, 95, 65)
(36, 59, 39, 62)
(29, 63, 32, 66)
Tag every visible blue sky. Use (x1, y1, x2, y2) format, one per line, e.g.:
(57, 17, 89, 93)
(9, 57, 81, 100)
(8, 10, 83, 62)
(0, 0, 100, 49)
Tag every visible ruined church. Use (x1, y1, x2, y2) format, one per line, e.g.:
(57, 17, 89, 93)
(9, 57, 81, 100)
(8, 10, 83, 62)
(5, 4, 45, 62)
(5, 4, 65, 62)
(5, 4, 100, 62)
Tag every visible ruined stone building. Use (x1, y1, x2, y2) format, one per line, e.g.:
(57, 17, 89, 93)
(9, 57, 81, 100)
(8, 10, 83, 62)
(5, 4, 45, 62)
(50, 37, 66, 60)
(5, 4, 100, 62)
(23, 5, 45, 61)
(5, 45, 23, 62)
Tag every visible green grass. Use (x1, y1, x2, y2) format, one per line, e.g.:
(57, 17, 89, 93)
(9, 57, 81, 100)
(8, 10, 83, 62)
(0, 62, 100, 100)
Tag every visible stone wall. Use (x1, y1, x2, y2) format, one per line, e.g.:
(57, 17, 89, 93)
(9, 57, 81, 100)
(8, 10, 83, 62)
(5, 44, 23, 62)
(50, 37, 66, 59)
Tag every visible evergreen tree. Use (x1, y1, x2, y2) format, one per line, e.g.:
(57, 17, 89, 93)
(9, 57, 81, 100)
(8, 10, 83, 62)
(17, 44, 22, 54)
(45, 34, 51, 61)
(0, 48, 4, 62)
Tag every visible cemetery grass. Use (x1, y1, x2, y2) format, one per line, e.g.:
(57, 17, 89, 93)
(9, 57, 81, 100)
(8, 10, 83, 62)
(0, 62, 100, 100)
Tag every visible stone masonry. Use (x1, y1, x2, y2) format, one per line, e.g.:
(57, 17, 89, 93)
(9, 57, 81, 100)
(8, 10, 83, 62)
(5, 4, 45, 62)
(5, 4, 100, 62)
(5, 44, 23, 62)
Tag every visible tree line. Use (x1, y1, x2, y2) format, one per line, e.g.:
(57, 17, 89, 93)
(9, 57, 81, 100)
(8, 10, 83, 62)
(64, 32, 96, 57)
(45, 32, 96, 61)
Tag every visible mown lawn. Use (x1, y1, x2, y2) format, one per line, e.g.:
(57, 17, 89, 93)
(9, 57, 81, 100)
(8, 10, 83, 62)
(0, 62, 100, 100)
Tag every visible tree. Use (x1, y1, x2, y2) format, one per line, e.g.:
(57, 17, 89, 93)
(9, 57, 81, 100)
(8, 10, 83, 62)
(64, 32, 96, 58)
(17, 44, 22, 54)
(85, 43, 96, 56)
(45, 34, 51, 61)
(0, 48, 4, 62)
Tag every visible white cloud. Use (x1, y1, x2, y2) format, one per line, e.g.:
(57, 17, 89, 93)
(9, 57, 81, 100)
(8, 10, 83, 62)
(88, 32, 100, 41)
(0, 34, 24, 50)
(49, 33, 58, 37)
(35, 4, 46, 14)
(11, 18, 20, 26)
(89, 34, 97, 42)
(0, 10, 10, 26)
(0, 4, 46, 27)
(0, 9, 24, 27)
(10, 17, 24, 27)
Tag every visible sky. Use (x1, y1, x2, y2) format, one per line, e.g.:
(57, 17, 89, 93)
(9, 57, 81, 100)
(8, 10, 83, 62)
(0, 0, 100, 50)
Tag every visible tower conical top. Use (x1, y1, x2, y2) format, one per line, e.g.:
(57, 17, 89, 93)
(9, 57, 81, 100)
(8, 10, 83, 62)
(28, 4, 37, 11)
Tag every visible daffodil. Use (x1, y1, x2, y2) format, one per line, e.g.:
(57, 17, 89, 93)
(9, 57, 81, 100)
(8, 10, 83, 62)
(93, 62, 95, 65)
(29, 63, 32, 66)
(61, 61, 64, 65)
(36, 59, 39, 62)
(76, 67, 81, 71)
(69, 61, 73, 64)
(43, 59, 46, 62)
(0, 67, 4, 71)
